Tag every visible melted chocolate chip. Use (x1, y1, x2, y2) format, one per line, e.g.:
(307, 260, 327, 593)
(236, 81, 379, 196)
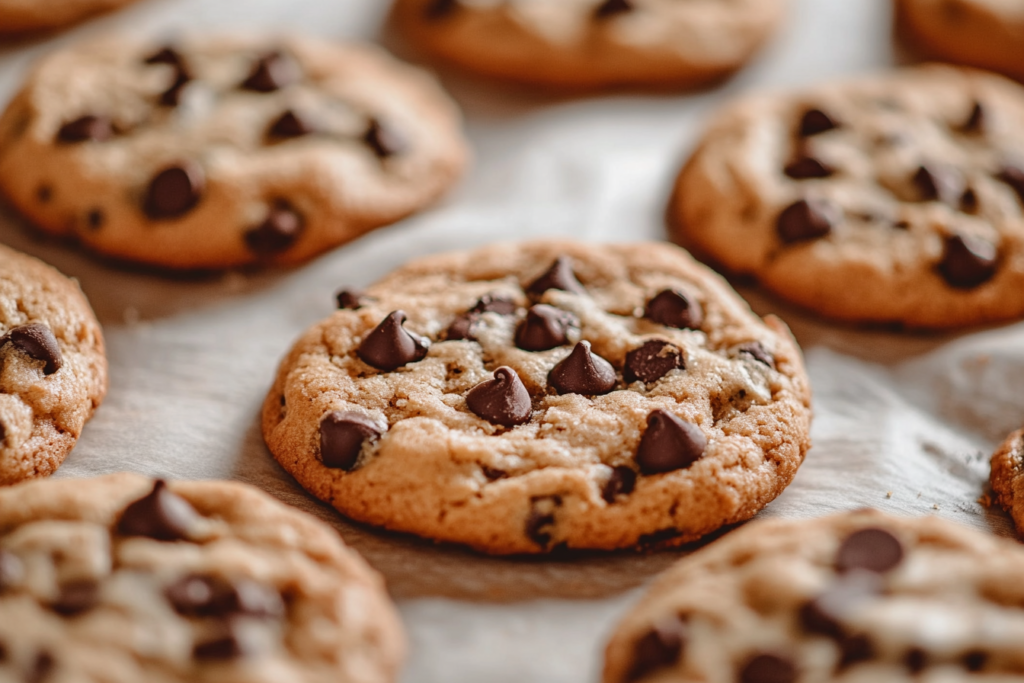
(738, 342, 775, 370)
(144, 46, 183, 66)
(548, 341, 616, 395)
(193, 621, 254, 660)
(527, 256, 586, 298)
(57, 116, 113, 144)
(0, 549, 24, 590)
(268, 109, 314, 139)
(242, 51, 299, 92)
(319, 411, 382, 470)
(938, 234, 997, 289)
(49, 580, 100, 616)
(158, 65, 191, 107)
(470, 294, 517, 316)
(905, 647, 927, 673)
(913, 164, 963, 205)
(424, 0, 459, 19)
(166, 574, 283, 618)
(515, 304, 577, 351)
(784, 155, 833, 179)
(244, 204, 304, 255)
(635, 409, 707, 474)
(481, 465, 507, 480)
(799, 108, 839, 137)
(601, 465, 637, 503)
(836, 527, 904, 574)
(645, 289, 703, 330)
(961, 101, 985, 133)
(837, 634, 874, 670)
(357, 311, 430, 372)
(525, 496, 560, 548)
(466, 366, 532, 427)
(117, 480, 200, 541)
(336, 288, 368, 310)
(626, 616, 687, 681)
(799, 571, 883, 639)
(143, 162, 204, 220)
(960, 187, 979, 214)
(2, 323, 62, 374)
(594, 0, 633, 18)
(998, 165, 1024, 203)
(446, 313, 477, 341)
(964, 650, 987, 672)
(777, 197, 838, 243)
(739, 653, 797, 683)
(624, 340, 683, 384)
(364, 118, 406, 158)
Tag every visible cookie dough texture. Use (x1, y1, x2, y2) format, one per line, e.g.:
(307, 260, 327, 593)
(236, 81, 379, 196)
(0, 34, 468, 270)
(390, 0, 788, 90)
(990, 427, 1024, 534)
(897, 0, 1024, 83)
(262, 241, 812, 555)
(0, 244, 106, 486)
(0, 0, 137, 34)
(671, 65, 1024, 328)
(0, 473, 405, 683)
(604, 509, 1024, 682)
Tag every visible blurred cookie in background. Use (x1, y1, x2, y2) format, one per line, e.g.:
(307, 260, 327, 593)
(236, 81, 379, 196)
(0, 0, 139, 35)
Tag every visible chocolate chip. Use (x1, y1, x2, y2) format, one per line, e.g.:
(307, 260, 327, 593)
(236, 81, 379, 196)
(625, 615, 687, 681)
(515, 304, 578, 351)
(0, 549, 24, 590)
(193, 621, 254, 660)
(624, 340, 683, 384)
(777, 197, 838, 243)
(447, 294, 517, 341)
(49, 580, 100, 616)
(961, 101, 985, 133)
(913, 164, 963, 205)
(144, 46, 183, 66)
(166, 574, 283, 618)
(481, 465, 507, 480)
(635, 409, 706, 474)
(57, 116, 113, 144)
(799, 571, 883, 638)
(527, 256, 586, 298)
(739, 653, 797, 683)
(446, 313, 477, 341)
(241, 51, 299, 92)
(645, 289, 703, 330)
(244, 203, 304, 255)
(27, 651, 55, 683)
(336, 288, 368, 310)
(938, 234, 997, 289)
(319, 411, 382, 470)
(117, 479, 200, 541)
(525, 496, 560, 548)
(784, 155, 833, 179)
(997, 165, 1024, 203)
(424, 0, 459, 19)
(143, 162, 204, 220)
(904, 647, 927, 673)
(158, 64, 191, 107)
(799, 108, 839, 137)
(470, 293, 517, 316)
(960, 187, 979, 214)
(2, 323, 62, 375)
(85, 209, 105, 231)
(836, 527, 904, 574)
(601, 465, 636, 503)
(268, 109, 314, 139)
(548, 341, 616, 395)
(363, 118, 406, 158)
(738, 342, 775, 370)
(357, 310, 430, 372)
(837, 634, 874, 670)
(36, 185, 52, 203)
(466, 367, 532, 427)
(964, 650, 987, 672)
(594, 0, 633, 18)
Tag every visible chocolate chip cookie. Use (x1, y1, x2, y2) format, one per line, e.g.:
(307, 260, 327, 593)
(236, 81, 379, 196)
(897, 0, 1024, 84)
(989, 427, 1024, 535)
(603, 509, 1024, 683)
(262, 241, 811, 555)
(0, 34, 468, 270)
(390, 0, 788, 90)
(671, 64, 1024, 328)
(0, 0, 138, 34)
(0, 473, 405, 682)
(0, 244, 106, 486)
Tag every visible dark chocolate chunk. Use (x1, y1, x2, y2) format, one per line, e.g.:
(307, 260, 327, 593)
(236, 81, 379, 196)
(777, 197, 838, 243)
(624, 340, 683, 384)
(0, 549, 24, 590)
(193, 621, 254, 661)
(166, 574, 283, 618)
(27, 651, 55, 683)
(799, 108, 839, 137)
(784, 155, 834, 180)
(905, 647, 927, 673)
(319, 411, 382, 470)
(424, 0, 459, 19)
(548, 341, 616, 395)
(525, 496, 560, 548)
(49, 580, 100, 616)
(997, 165, 1024, 203)
(594, 0, 633, 19)
(335, 288, 367, 310)
(363, 118, 406, 158)
(470, 293, 517, 316)
(913, 164, 963, 205)
(937, 234, 997, 289)
(268, 109, 315, 139)
(144, 46, 183, 66)
(2, 323, 62, 375)
(86, 209, 105, 231)
(357, 310, 430, 372)
(466, 366, 532, 427)
(527, 256, 586, 297)
(625, 615, 687, 682)
(241, 51, 299, 92)
(635, 409, 707, 474)
(837, 634, 874, 669)
(244, 203, 304, 255)
(143, 162, 204, 220)
(601, 465, 637, 503)
(515, 304, 578, 352)
(739, 653, 797, 683)
(961, 101, 985, 133)
(799, 571, 883, 639)
(836, 527, 904, 574)
(645, 289, 703, 330)
(964, 650, 987, 672)
(57, 116, 113, 144)
(738, 342, 775, 370)
(117, 479, 200, 541)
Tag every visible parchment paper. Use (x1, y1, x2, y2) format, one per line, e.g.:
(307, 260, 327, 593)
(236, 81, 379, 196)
(1, 1, 1019, 681)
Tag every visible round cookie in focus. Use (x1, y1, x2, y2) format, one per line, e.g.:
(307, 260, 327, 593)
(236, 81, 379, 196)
(0, 34, 469, 270)
(0, 244, 106, 485)
(0, 473, 405, 682)
(989, 427, 1024, 535)
(389, 0, 788, 90)
(671, 64, 1024, 329)
(897, 0, 1024, 84)
(603, 509, 1024, 683)
(0, 0, 138, 34)
(262, 241, 812, 555)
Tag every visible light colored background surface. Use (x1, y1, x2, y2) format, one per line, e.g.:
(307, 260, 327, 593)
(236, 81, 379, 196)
(1, 1, 1021, 681)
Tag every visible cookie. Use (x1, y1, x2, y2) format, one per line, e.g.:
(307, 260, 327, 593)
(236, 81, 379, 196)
(0, 35, 469, 270)
(0, 473, 405, 682)
(261, 240, 811, 555)
(603, 509, 1024, 683)
(897, 0, 1024, 84)
(389, 0, 788, 90)
(989, 427, 1024, 534)
(671, 64, 1024, 329)
(0, 0, 138, 34)
(0, 244, 106, 486)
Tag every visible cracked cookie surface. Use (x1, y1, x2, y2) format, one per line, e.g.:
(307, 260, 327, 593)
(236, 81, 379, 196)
(603, 509, 1024, 683)
(0, 34, 468, 270)
(0, 0, 137, 34)
(390, 0, 787, 90)
(0, 244, 106, 486)
(671, 65, 1024, 328)
(262, 241, 811, 555)
(0, 473, 405, 683)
